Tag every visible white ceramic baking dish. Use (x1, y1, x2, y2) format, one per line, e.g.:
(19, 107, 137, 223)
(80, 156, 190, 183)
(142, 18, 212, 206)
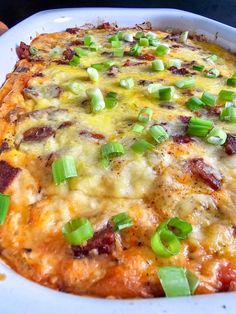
(0, 8, 235, 314)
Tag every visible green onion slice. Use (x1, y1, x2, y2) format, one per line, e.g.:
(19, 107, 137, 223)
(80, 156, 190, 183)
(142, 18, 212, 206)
(192, 64, 205, 72)
(101, 142, 124, 159)
(152, 60, 165, 72)
(151, 229, 181, 257)
(140, 37, 149, 47)
(87, 67, 99, 82)
(179, 31, 189, 44)
(218, 90, 236, 101)
(155, 44, 169, 56)
(108, 34, 119, 43)
(123, 33, 134, 42)
(52, 156, 78, 185)
(149, 125, 169, 143)
(159, 87, 174, 101)
(67, 81, 81, 94)
(131, 139, 154, 154)
(227, 78, 236, 87)
(167, 59, 182, 69)
(135, 31, 145, 39)
(186, 270, 200, 294)
(157, 266, 191, 297)
(175, 78, 195, 89)
(112, 212, 133, 231)
(157, 217, 192, 240)
(206, 54, 218, 63)
(131, 123, 145, 134)
(187, 117, 213, 137)
(113, 48, 124, 57)
(120, 78, 134, 89)
(186, 96, 204, 111)
(220, 106, 236, 123)
(206, 127, 227, 145)
(74, 47, 87, 57)
(111, 40, 121, 48)
(105, 96, 118, 109)
(129, 43, 142, 56)
(29, 46, 38, 55)
(69, 55, 80, 66)
(138, 107, 153, 123)
(86, 88, 105, 113)
(62, 217, 94, 245)
(84, 35, 94, 46)
(205, 68, 220, 78)
(0, 194, 10, 225)
(201, 91, 216, 107)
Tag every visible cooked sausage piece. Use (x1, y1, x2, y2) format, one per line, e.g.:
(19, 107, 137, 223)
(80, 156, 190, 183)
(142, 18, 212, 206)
(224, 134, 236, 155)
(23, 126, 54, 142)
(0, 160, 21, 192)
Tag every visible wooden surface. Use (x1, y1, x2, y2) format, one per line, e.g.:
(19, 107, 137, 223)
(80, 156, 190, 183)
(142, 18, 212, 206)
(0, 22, 8, 35)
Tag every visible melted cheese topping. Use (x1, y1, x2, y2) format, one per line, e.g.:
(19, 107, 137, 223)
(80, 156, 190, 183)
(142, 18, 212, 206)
(0, 25, 236, 298)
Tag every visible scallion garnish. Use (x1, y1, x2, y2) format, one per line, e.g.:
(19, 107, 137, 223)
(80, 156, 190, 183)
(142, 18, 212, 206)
(91, 63, 105, 71)
(74, 47, 87, 57)
(67, 81, 81, 94)
(120, 78, 134, 89)
(108, 34, 119, 43)
(151, 229, 181, 257)
(117, 31, 125, 40)
(201, 91, 216, 106)
(186, 96, 204, 111)
(52, 156, 78, 185)
(175, 78, 195, 89)
(87, 67, 99, 82)
(62, 217, 94, 245)
(149, 125, 169, 143)
(218, 90, 236, 101)
(84, 35, 94, 46)
(155, 44, 169, 56)
(157, 217, 193, 240)
(129, 43, 142, 56)
(206, 127, 227, 145)
(123, 33, 134, 42)
(105, 91, 118, 109)
(157, 266, 199, 297)
(131, 123, 145, 134)
(101, 142, 124, 162)
(131, 139, 154, 154)
(152, 60, 165, 72)
(220, 106, 236, 122)
(112, 212, 133, 231)
(0, 194, 10, 225)
(227, 78, 236, 87)
(86, 87, 105, 113)
(192, 64, 205, 72)
(187, 117, 213, 137)
(179, 31, 189, 44)
(159, 87, 174, 101)
(29, 46, 38, 55)
(205, 68, 220, 78)
(69, 55, 80, 66)
(167, 58, 182, 69)
(111, 40, 121, 48)
(149, 39, 160, 47)
(139, 38, 149, 47)
(135, 31, 145, 39)
(206, 54, 218, 63)
(113, 48, 124, 57)
(138, 107, 153, 123)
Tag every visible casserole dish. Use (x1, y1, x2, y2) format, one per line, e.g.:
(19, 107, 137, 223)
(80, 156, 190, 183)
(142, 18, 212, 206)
(0, 7, 235, 314)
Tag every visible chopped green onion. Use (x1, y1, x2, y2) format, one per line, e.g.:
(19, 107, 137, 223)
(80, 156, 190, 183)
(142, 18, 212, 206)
(101, 142, 124, 158)
(107, 91, 117, 98)
(192, 64, 205, 72)
(131, 139, 154, 154)
(74, 47, 87, 57)
(112, 212, 133, 231)
(179, 31, 189, 44)
(138, 107, 153, 123)
(67, 81, 81, 94)
(220, 106, 236, 123)
(139, 38, 149, 47)
(152, 60, 165, 72)
(62, 217, 94, 245)
(69, 55, 80, 66)
(147, 83, 162, 95)
(175, 78, 195, 89)
(186, 96, 204, 111)
(167, 59, 182, 69)
(120, 78, 134, 89)
(232, 72, 236, 79)
(187, 117, 213, 137)
(201, 91, 216, 107)
(0, 194, 10, 225)
(149, 125, 169, 143)
(186, 270, 200, 294)
(155, 44, 169, 56)
(227, 78, 236, 87)
(129, 43, 142, 56)
(146, 32, 157, 40)
(117, 31, 125, 40)
(89, 44, 100, 52)
(108, 34, 119, 43)
(111, 40, 121, 48)
(29, 46, 38, 55)
(91, 63, 105, 71)
(149, 39, 160, 47)
(206, 127, 227, 145)
(123, 33, 134, 42)
(205, 68, 220, 78)
(157, 266, 191, 297)
(86, 87, 105, 113)
(151, 229, 181, 257)
(84, 35, 94, 46)
(131, 123, 145, 134)
(206, 54, 218, 63)
(113, 48, 124, 57)
(50, 47, 62, 57)
(157, 217, 192, 240)
(135, 31, 145, 39)
(105, 92, 118, 109)
(219, 90, 236, 101)
(159, 87, 174, 101)
(52, 156, 78, 185)
(87, 67, 99, 82)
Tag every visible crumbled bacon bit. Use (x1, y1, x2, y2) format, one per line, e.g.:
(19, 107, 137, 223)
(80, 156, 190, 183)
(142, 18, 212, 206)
(72, 224, 115, 258)
(107, 66, 119, 76)
(62, 48, 75, 61)
(159, 102, 175, 110)
(97, 22, 117, 30)
(224, 134, 236, 155)
(0, 141, 9, 154)
(204, 106, 221, 116)
(58, 121, 74, 129)
(173, 135, 194, 144)
(188, 158, 222, 190)
(69, 39, 83, 46)
(218, 264, 236, 292)
(23, 126, 54, 142)
(138, 79, 153, 86)
(80, 130, 105, 140)
(66, 27, 80, 34)
(178, 115, 191, 124)
(123, 59, 146, 67)
(169, 66, 193, 76)
(0, 160, 21, 192)
(137, 54, 155, 61)
(135, 21, 152, 30)
(16, 42, 30, 60)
